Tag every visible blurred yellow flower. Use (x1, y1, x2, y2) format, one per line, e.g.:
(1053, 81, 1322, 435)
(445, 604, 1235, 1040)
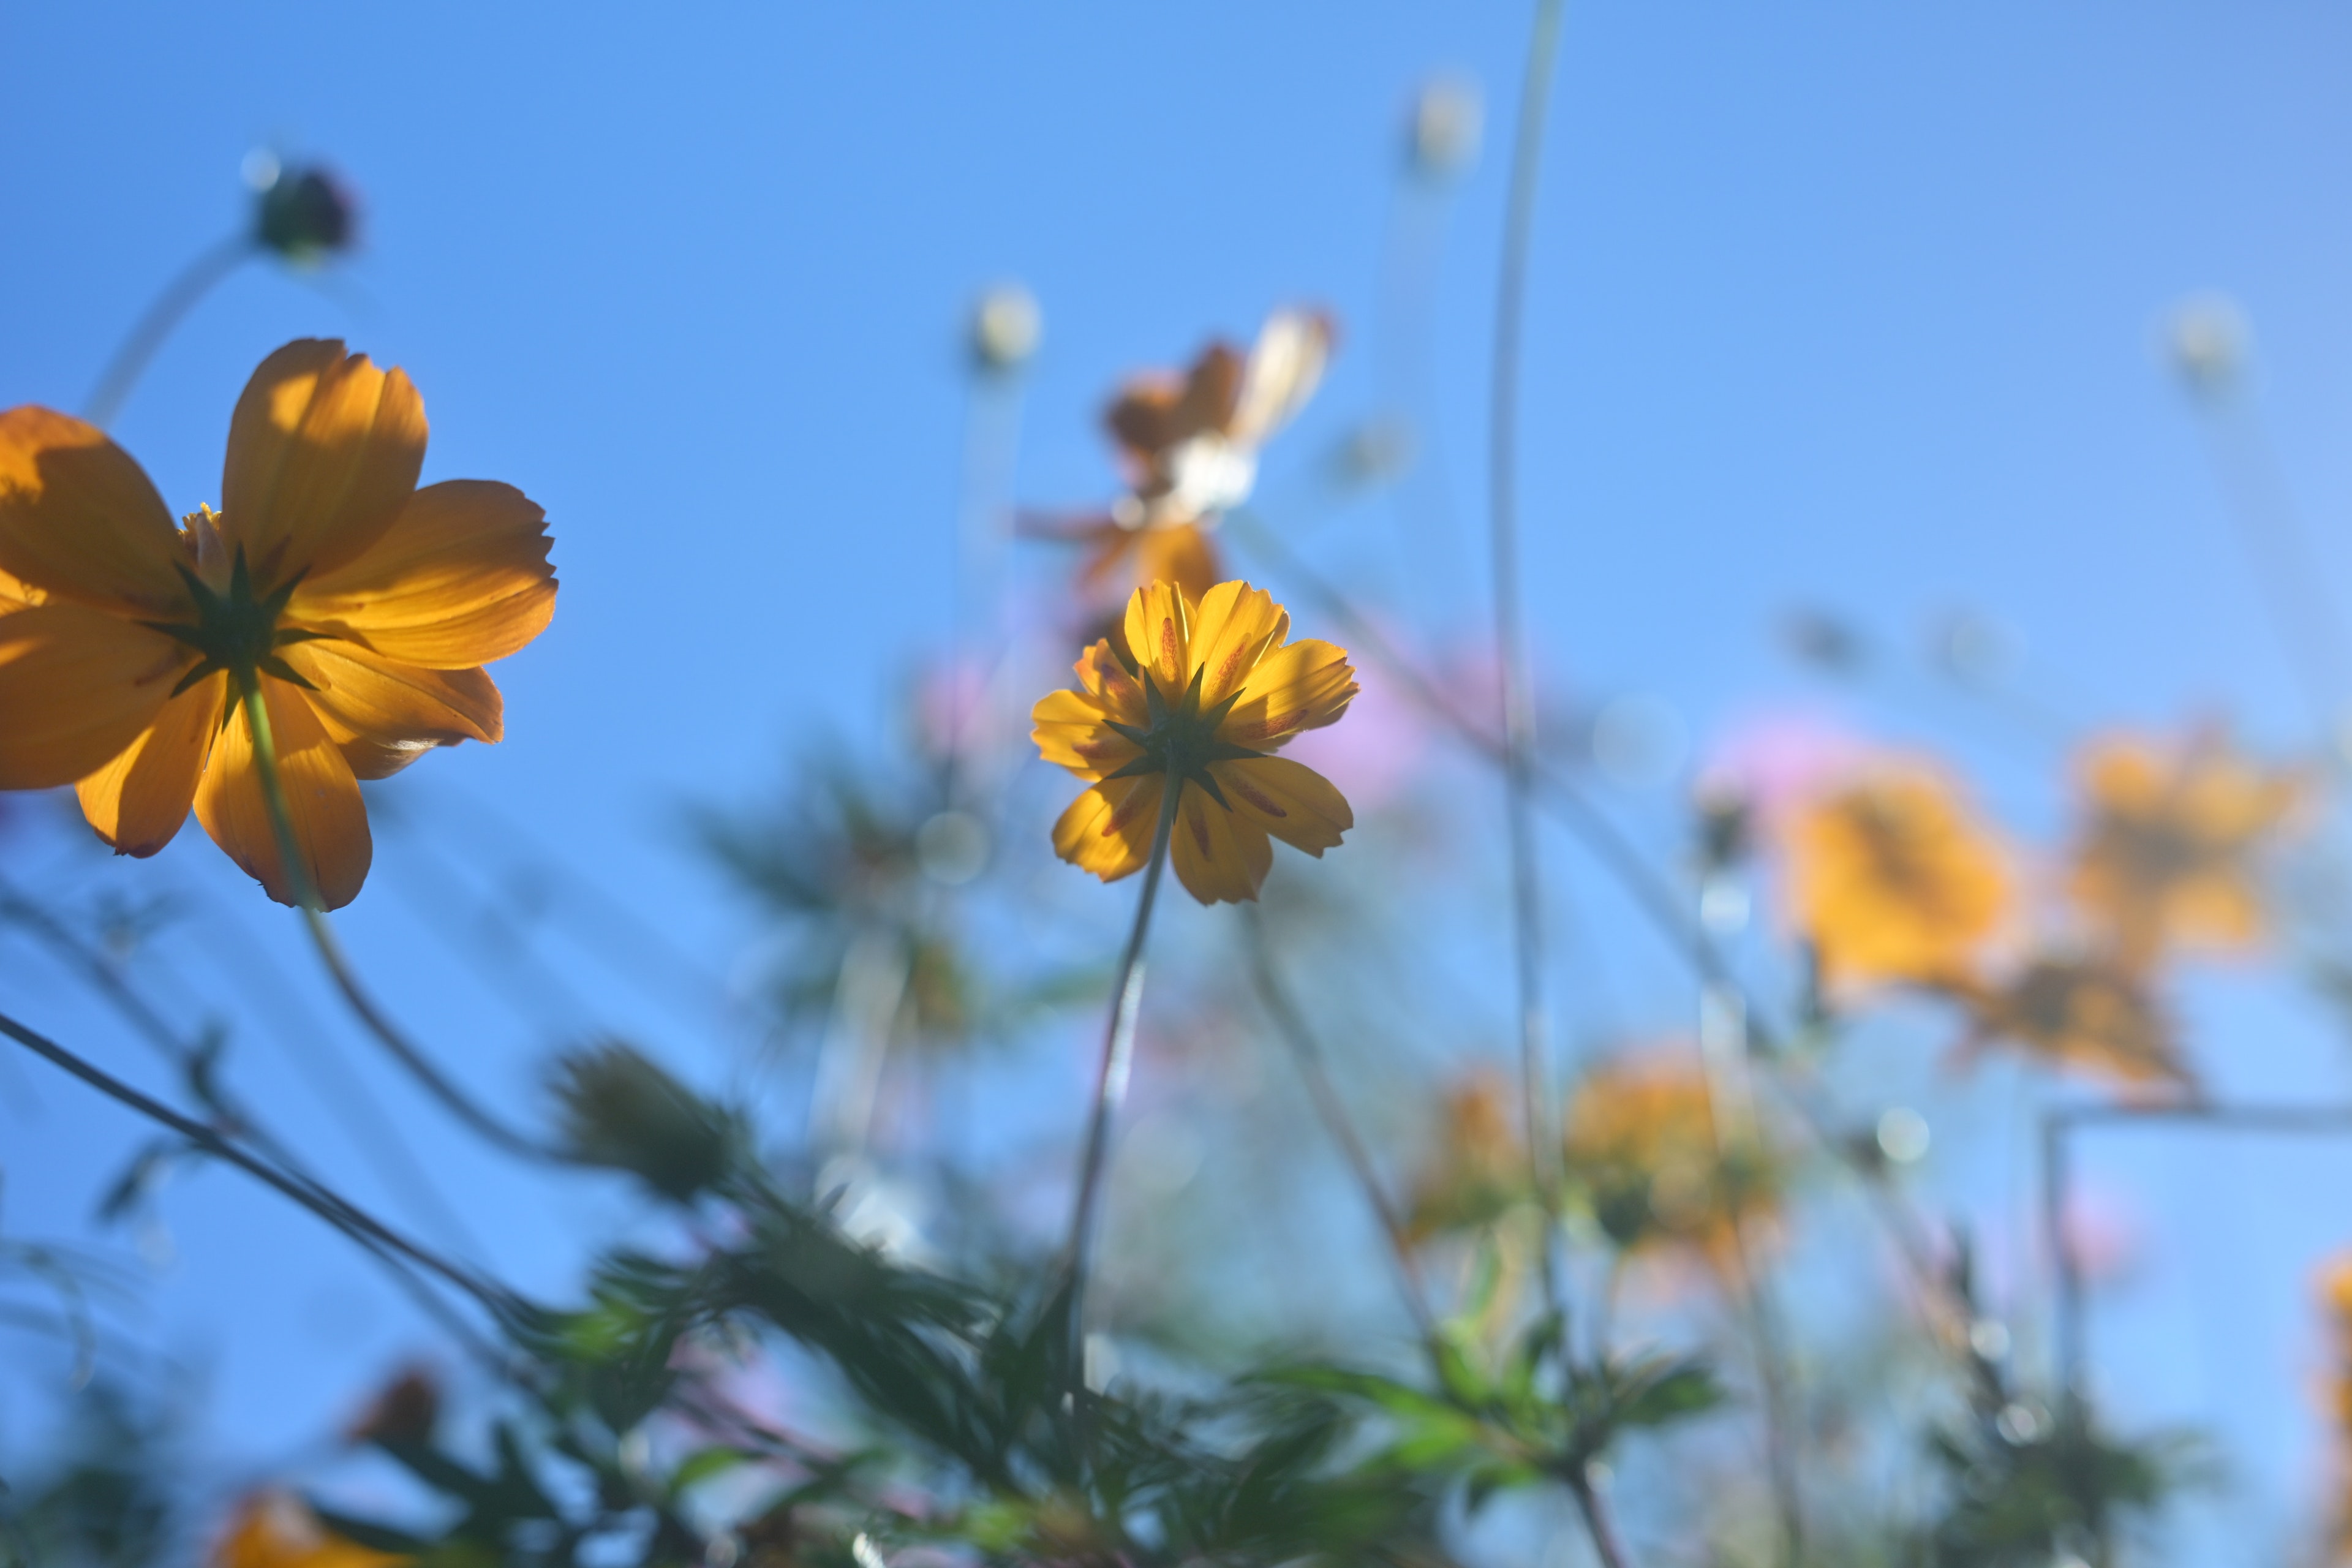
(1069, 310, 1333, 605)
(2320, 1256, 2352, 1561)
(2068, 731, 2305, 969)
(1031, 579, 1355, 904)
(0, 339, 556, 909)
(1562, 1050, 1782, 1272)
(1404, 1067, 1526, 1241)
(1955, 956, 2190, 1090)
(213, 1493, 407, 1568)
(1783, 764, 2011, 989)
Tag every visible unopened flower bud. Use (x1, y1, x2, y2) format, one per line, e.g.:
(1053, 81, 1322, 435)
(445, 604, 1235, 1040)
(2166, 293, 2248, 394)
(253, 162, 358, 262)
(551, 1041, 741, 1203)
(971, 283, 1042, 371)
(1409, 74, 1482, 178)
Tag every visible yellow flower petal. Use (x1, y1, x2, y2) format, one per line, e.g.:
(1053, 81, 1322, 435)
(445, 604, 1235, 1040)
(75, 673, 225, 856)
(1221, 636, 1357, 750)
(0, 407, 189, 614)
(0, 603, 190, 788)
(282, 641, 502, 781)
(1076, 638, 1150, 726)
(1170, 786, 1270, 904)
(1187, 579, 1289, 709)
(1210, 755, 1351, 856)
(1050, 774, 1166, 883)
(1122, 581, 1196, 699)
(213, 1492, 409, 1568)
(1785, 765, 2010, 988)
(1031, 688, 1138, 782)
(195, 678, 373, 910)
(290, 480, 556, 666)
(220, 341, 428, 587)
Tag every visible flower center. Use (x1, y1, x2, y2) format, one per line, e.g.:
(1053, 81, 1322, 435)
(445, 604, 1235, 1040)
(145, 511, 326, 699)
(1099, 662, 1266, 809)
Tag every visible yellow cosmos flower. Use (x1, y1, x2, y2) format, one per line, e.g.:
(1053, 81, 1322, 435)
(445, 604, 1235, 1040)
(1031, 579, 1355, 905)
(1404, 1067, 1527, 1242)
(2068, 731, 2305, 969)
(0, 339, 555, 910)
(213, 1493, 407, 1568)
(1954, 956, 2190, 1090)
(1562, 1050, 1782, 1273)
(1783, 763, 2011, 989)
(2322, 1256, 2352, 1562)
(1071, 310, 1333, 605)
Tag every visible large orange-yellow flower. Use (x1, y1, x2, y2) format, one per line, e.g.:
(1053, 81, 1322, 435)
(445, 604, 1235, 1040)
(0, 339, 554, 910)
(1031, 579, 1355, 904)
(1782, 763, 2011, 989)
(2067, 731, 2306, 969)
(212, 1493, 407, 1568)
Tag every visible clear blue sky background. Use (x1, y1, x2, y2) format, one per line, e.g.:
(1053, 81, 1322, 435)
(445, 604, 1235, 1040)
(8, 2, 2352, 1556)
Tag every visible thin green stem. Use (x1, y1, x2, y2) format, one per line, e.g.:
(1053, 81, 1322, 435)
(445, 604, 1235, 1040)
(1566, 1463, 1632, 1568)
(1062, 774, 1183, 1374)
(1243, 910, 1440, 1345)
(84, 234, 253, 429)
(238, 681, 567, 1164)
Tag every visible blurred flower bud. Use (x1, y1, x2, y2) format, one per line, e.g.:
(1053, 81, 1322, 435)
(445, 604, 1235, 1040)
(2165, 292, 2248, 395)
(1336, 415, 1416, 486)
(971, 282, 1041, 371)
(1693, 787, 1752, 878)
(1409, 74, 1483, 178)
(252, 160, 358, 262)
(1931, 608, 2022, 688)
(1779, 608, 1866, 674)
(346, 1363, 439, 1447)
(551, 1041, 742, 1203)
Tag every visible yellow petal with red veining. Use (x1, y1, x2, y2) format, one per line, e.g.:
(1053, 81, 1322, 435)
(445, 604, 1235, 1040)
(1186, 579, 1289, 708)
(0, 407, 189, 614)
(76, 674, 225, 856)
(195, 678, 372, 910)
(1030, 688, 1137, 782)
(1221, 637, 1356, 750)
(290, 480, 556, 667)
(1050, 774, 1165, 883)
(1122, 581, 1195, 698)
(220, 341, 427, 587)
(0, 604, 190, 788)
(1170, 788, 1270, 905)
(1210, 756, 1352, 856)
(282, 641, 502, 782)
(1075, 639, 1150, 726)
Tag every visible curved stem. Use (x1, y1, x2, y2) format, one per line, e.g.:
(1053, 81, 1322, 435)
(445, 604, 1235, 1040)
(238, 682, 567, 1165)
(1490, 0, 1570, 1317)
(1243, 910, 1440, 1344)
(83, 234, 254, 429)
(1062, 775, 1182, 1373)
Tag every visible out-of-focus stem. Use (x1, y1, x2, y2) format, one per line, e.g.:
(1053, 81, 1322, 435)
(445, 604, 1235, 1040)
(1566, 1462, 1632, 1568)
(239, 682, 565, 1165)
(1061, 775, 1182, 1370)
(1243, 910, 1439, 1344)
(84, 234, 253, 429)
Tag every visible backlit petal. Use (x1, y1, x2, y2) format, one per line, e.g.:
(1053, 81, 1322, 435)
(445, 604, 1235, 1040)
(1121, 581, 1195, 699)
(1229, 309, 1334, 447)
(1075, 639, 1151, 727)
(195, 678, 372, 910)
(1209, 756, 1352, 856)
(1186, 579, 1289, 708)
(1050, 775, 1165, 883)
(282, 640, 501, 781)
(1223, 638, 1357, 749)
(0, 604, 191, 788)
(220, 341, 428, 587)
(0, 407, 189, 614)
(290, 480, 556, 666)
(1134, 524, 1223, 606)
(1170, 788, 1270, 905)
(1031, 688, 1138, 782)
(75, 674, 225, 856)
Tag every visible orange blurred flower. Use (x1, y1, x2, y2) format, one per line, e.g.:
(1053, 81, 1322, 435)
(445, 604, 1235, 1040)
(1064, 310, 1333, 605)
(213, 1493, 406, 1568)
(1562, 1049, 1782, 1272)
(2067, 731, 2306, 969)
(1404, 1067, 1527, 1240)
(1954, 956, 2191, 1090)
(1782, 763, 2011, 989)
(1031, 579, 1354, 904)
(2320, 1256, 2352, 1561)
(0, 339, 556, 909)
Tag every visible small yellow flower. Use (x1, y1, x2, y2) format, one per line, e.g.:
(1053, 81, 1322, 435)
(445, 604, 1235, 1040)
(0, 339, 555, 909)
(1782, 763, 2011, 989)
(2068, 731, 2305, 968)
(1955, 956, 2190, 1090)
(1031, 579, 1355, 904)
(1071, 310, 1333, 605)
(1404, 1067, 1526, 1241)
(1562, 1052, 1782, 1272)
(213, 1493, 407, 1568)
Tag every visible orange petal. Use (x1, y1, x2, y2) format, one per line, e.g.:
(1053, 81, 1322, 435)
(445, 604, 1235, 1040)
(282, 640, 502, 781)
(1134, 524, 1223, 604)
(0, 603, 190, 788)
(75, 673, 225, 856)
(1050, 774, 1166, 883)
(0, 407, 189, 614)
(1031, 688, 1139, 782)
(1223, 637, 1357, 749)
(1186, 579, 1289, 708)
(1121, 580, 1195, 700)
(290, 480, 556, 666)
(1169, 787, 1270, 905)
(195, 678, 372, 910)
(1210, 756, 1352, 856)
(220, 341, 428, 587)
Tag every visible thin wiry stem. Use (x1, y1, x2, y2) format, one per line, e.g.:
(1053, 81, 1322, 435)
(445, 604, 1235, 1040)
(84, 235, 253, 428)
(1566, 1462, 1632, 1568)
(1242, 908, 1439, 1344)
(1062, 775, 1182, 1373)
(1490, 0, 1571, 1320)
(238, 681, 568, 1165)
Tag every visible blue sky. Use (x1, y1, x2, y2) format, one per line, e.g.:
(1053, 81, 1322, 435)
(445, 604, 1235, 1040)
(8, 1, 2352, 1553)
